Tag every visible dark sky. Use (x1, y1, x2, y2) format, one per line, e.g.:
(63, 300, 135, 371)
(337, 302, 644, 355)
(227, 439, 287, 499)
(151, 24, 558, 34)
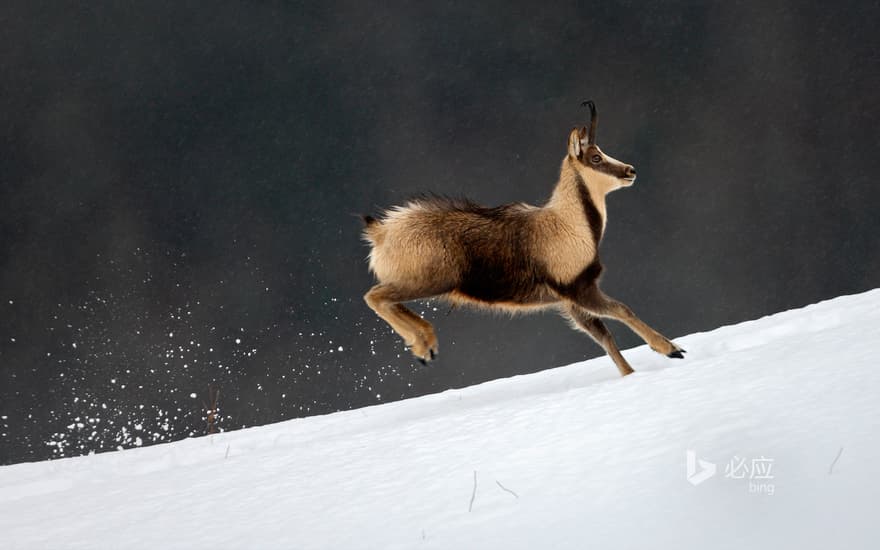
(2, 1, 878, 464)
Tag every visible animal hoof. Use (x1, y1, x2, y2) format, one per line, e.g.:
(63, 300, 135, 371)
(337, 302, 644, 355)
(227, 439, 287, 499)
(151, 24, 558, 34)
(411, 345, 438, 365)
(409, 332, 438, 365)
(667, 349, 686, 359)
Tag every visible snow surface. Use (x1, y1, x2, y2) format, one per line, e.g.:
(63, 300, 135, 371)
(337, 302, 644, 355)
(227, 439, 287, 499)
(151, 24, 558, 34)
(2, 290, 879, 549)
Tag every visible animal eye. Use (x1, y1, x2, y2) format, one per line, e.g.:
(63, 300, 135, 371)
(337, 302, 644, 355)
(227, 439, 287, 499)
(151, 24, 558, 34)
(590, 155, 602, 164)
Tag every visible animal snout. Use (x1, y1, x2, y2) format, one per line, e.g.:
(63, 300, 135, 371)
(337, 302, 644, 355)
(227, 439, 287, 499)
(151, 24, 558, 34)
(624, 166, 636, 179)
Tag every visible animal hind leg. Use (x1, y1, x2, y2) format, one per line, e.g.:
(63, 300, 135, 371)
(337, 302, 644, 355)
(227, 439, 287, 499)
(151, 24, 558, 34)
(364, 283, 440, 363)
(565, 303, 634, 376)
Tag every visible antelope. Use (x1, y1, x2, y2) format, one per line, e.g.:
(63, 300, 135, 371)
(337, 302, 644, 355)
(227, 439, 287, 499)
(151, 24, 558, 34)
(361, 101, 684, 376)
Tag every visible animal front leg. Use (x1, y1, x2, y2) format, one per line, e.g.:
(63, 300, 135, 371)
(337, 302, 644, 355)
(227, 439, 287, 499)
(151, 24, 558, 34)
(575, 286, 685, 359)
(565, 304, 634, 376)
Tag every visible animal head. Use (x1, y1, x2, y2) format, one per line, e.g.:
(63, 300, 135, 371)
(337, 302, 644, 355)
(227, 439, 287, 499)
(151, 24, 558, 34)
(567, 100, 636, 192)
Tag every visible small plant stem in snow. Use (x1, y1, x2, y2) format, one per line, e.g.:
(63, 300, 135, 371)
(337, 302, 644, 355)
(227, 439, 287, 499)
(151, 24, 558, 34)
(469, 470, 477, 512)
(496, 480, 519, 499)
(829, 446, 844, 474)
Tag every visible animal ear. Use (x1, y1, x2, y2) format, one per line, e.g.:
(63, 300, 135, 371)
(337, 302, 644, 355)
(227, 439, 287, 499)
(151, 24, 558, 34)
(568, 127, 585, 159)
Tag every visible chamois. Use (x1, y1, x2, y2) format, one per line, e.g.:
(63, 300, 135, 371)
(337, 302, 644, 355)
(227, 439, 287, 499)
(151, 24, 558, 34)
(362, 101, 684, 376)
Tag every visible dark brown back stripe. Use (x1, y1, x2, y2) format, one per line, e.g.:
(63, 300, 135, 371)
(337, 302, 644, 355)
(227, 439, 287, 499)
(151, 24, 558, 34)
(573, 171, 604, 244)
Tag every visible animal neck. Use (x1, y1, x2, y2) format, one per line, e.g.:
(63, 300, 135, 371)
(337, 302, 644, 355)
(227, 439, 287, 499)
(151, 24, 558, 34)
(546, 157, 608, 242)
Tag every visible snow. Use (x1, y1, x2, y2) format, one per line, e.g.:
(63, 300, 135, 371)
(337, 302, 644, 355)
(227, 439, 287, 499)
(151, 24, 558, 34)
(2, 290, 880, 549)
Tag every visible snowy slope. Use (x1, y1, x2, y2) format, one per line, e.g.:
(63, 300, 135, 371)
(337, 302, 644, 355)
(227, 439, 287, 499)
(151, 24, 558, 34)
(2, 290, 879, 550)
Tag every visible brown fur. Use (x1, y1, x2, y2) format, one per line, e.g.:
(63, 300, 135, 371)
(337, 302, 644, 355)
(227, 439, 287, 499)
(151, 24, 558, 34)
(362, 109, 683, 375)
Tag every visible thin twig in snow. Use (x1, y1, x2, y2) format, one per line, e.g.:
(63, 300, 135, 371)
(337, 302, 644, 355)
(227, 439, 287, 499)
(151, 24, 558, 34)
(496, 480, 519, 499)
(828, 446, 844, 474)
(225, 444, 231, 460)
(203, 385, 221, 434)
(468, 470, 477, 512)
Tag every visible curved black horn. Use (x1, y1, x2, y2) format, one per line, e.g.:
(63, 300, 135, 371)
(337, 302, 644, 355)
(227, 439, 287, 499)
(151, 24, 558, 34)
(581, 100, 598, 144)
